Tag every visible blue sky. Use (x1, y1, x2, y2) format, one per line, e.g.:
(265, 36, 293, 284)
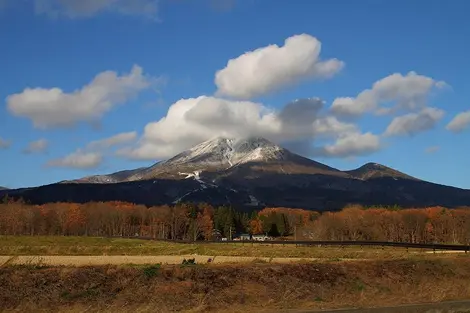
(0, 0, 469, 189)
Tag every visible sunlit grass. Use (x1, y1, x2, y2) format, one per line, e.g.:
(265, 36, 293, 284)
(0, 235, 457, 260)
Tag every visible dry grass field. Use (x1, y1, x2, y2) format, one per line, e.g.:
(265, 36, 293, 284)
(2, 258, 470, 313)
(2, 236, 470, 312)
(1, 235, 461, 261)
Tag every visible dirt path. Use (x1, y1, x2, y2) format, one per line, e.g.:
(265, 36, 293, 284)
(0, 255, 330, 266)
(424, 250, 468, 254)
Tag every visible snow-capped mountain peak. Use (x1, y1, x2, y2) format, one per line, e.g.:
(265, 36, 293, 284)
(165, 137, 234, 166)
(69, 136, 344, 183)
(164, 136, 286, 168)
(230, 137, 286, 165)
(124, 136, 290, 181)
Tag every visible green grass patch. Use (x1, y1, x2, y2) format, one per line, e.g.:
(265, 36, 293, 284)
(142, 264, 161, 278)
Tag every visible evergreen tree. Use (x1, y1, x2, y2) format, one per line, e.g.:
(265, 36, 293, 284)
(223, 207, 235, 239)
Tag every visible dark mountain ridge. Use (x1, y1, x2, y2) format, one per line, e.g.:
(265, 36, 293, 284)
(345, 162, 418, 181)
(1, 137, 469, 210)
(59, 168, 147, 184)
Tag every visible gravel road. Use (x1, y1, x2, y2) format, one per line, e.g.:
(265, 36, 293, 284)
(0, 255, 324, 266)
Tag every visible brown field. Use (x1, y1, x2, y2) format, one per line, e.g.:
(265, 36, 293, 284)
(1, 236, 464, 260)
(2, 258, 470, 313)
(2, 236, 469, 312)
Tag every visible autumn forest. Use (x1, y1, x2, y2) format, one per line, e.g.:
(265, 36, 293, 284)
(0, 198, 470, 244)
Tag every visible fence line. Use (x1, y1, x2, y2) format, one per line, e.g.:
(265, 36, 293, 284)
(110, 236, 470, 252)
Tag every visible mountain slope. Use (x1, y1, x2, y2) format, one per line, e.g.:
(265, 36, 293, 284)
(0, 186, 8, 190)
(127, 137, 347, 181)
(345, 163, 418, 181)
(3, 136, 470, 210)
(62, 168, 147, 184)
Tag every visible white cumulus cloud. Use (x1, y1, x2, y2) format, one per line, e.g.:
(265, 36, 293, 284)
(46, 131, 138, 169)
(23, 139, 49, 154)
(34, 0, 159, 19)
(7, 65, 155, 129)
(117, 96, 377, 161)
(384, 107, 445, 137)
(47, 150, 102, 169)
(118, 96, 279, 159)
(446, 111, 470, 133)
(214, 34, 344, 99)
(317, 132, 381, 158)
(331, 72, 446, 117)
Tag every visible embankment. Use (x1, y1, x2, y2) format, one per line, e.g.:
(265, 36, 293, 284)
(1, 258, 470, 313)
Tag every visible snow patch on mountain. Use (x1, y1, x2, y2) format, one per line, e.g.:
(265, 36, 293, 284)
(66, 167, 147, 184)
(164, 136, 288, 168)
(173, 190, 197, 204)
(165, 138, 234, 166)
(248, 195, 260, 206)
(127, 136, 302, 181)
(178, 169, 223, 191)
(179, 170, 202, 180)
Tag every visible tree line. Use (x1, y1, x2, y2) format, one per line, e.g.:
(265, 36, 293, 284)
(0, 198, 469, 244)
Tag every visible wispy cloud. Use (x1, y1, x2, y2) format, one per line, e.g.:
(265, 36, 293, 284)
(34, 0, 159, 20)
(425, 146, 440, 154)
(23, 138, 49, 154)
(0, 137, 11, 149)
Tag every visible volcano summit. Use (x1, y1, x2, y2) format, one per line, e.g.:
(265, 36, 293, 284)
(2, 137, 470, 210)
